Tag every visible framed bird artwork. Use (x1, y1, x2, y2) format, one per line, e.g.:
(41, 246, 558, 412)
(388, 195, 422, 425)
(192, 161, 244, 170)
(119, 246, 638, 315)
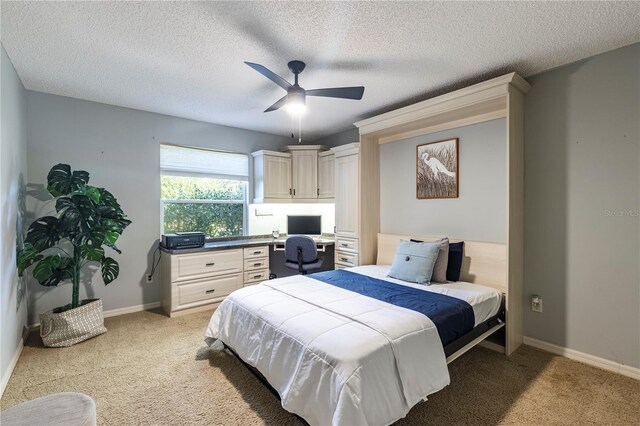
(416, 138, 459, 199)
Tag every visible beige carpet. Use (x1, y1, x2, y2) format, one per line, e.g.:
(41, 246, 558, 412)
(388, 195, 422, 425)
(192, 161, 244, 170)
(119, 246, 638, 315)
(1, 308, 638, 425)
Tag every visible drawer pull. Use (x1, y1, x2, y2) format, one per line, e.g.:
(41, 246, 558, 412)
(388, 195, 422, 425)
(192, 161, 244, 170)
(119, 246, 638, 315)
(253, 275, 262, 279)
(253, 263, 262, 267)
(340, 257, 349, 262)
(205, 262, 215, 267)
(341, 243, 349, 247)
(253, 251, 261, 255)
(205, 289, 216, 294)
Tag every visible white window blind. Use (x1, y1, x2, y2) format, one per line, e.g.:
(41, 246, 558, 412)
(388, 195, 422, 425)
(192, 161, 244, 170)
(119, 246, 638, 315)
(160, 144, 248, 180)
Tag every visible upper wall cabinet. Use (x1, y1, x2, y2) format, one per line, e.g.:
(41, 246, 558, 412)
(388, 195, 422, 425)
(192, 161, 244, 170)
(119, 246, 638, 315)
(290, 148, 318, 199)
(252, 145, 332, 203)
(318, 151, 335, 199)
(252, 150, 292, 203)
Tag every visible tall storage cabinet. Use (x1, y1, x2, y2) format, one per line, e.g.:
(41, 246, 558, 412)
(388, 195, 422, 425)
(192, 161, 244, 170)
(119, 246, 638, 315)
(317, 151, 335, 199)
(332, 143, 360, 268)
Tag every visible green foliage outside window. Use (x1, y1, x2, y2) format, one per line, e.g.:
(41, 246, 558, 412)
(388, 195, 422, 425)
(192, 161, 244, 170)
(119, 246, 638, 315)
(161, 175, 245, 238)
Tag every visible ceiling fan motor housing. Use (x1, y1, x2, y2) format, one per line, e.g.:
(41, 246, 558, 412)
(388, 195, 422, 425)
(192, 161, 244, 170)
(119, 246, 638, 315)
(288, 60, 306, 75)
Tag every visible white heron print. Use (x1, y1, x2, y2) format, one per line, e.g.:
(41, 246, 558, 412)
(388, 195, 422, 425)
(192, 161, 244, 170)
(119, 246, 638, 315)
(416, 138, 458, 199)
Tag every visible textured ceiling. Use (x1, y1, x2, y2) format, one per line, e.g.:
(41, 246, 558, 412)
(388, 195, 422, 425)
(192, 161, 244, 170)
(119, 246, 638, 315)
(2, 1, 639, 140)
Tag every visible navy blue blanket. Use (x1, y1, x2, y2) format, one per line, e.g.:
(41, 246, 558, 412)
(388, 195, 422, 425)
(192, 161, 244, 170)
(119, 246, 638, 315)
(309, 269, 475, 346)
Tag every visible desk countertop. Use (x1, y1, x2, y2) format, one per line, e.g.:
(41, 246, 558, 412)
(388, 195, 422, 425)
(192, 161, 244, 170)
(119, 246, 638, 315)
(160, 235, 335, 255)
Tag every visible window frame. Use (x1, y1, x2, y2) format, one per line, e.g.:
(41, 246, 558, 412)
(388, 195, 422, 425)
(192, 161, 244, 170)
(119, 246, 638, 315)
(159, 145, 249, 238)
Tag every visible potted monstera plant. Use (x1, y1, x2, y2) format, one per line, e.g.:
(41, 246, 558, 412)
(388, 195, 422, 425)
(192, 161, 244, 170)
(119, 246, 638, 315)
(18, 164, 131, 347)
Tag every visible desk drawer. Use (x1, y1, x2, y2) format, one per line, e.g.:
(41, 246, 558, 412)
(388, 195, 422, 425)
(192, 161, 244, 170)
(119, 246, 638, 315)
(244, 269, 269, 284)
(244, 257, 269, 271)
(244, 246, 269, 259)
(335, 251, 358, 267)
(176, 250, 243, 281)
(178, 274, 242, 306)
(335, 237, 358, 253)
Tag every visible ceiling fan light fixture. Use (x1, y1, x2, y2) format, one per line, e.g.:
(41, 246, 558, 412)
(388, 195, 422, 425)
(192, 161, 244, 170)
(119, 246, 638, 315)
(286, 90, 306, 115)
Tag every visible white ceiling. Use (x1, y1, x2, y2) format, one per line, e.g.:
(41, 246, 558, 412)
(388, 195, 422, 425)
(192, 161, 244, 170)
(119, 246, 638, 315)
(2, 1, 639, 140)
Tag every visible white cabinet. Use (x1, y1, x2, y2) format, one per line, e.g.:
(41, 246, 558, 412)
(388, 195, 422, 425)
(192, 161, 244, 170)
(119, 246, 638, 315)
(318, 151, 335, 199)
(161, 245, 271, 316)
(161, 248, 244, 316)
(252, 151, 292, 203)
(332, 143, 360, 267)
(252, 145, 332, 203)
(291, 149, 318, 199)
(242, 246, 269, 286)
(333, 144, 359, 239)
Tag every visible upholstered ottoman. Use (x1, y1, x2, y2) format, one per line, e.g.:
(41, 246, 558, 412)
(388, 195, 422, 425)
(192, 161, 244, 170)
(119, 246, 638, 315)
(1, 392, 96, 426)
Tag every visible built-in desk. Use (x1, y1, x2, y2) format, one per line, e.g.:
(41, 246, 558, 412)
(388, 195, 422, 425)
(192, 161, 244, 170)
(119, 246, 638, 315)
(160, 235, 335, 316)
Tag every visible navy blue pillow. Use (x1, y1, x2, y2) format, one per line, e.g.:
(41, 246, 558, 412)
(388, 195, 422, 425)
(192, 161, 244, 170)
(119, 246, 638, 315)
(446, 241, 464, 281)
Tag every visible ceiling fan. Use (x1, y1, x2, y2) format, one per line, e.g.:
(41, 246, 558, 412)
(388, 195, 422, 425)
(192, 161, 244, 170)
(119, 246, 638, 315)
(245, 60, 365, 114)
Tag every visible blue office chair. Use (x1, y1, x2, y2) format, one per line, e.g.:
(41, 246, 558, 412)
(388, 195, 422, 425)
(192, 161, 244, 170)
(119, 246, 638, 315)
(285, 236, 323, 275)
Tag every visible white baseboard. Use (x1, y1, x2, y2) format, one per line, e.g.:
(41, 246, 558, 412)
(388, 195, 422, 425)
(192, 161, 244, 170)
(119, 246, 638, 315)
(28, 301, 162, 331)
(1, 337, 24, 398)
(523, 336, 639, 380)
(102, 301, 162, 319)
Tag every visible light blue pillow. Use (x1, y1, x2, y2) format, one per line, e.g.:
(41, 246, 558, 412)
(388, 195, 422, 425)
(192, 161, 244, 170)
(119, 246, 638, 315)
(388, 240, 441, 284)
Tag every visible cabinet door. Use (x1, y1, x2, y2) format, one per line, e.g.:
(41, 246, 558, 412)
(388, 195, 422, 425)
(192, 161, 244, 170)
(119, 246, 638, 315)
(291, 150, 318, 199)
(264, 155, 292, 199)
(334, 153, 359, 237)
(318, 153, 335, 198)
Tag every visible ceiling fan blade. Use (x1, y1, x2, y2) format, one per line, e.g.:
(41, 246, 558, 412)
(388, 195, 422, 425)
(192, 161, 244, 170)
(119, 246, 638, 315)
(244, 62, 292, 91)
(306, 87, 365, 100)
(264, 95, 288, 112)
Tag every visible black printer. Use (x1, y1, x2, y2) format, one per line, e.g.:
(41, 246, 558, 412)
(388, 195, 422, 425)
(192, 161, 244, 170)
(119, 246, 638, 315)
(161, 232, 205, 249)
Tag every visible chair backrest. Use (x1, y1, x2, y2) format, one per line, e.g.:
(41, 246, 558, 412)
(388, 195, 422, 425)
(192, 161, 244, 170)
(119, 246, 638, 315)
(285, 236, 318, 263)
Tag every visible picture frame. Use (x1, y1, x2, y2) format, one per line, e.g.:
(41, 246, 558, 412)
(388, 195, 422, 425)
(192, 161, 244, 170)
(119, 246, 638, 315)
(416, 138, 459, 199)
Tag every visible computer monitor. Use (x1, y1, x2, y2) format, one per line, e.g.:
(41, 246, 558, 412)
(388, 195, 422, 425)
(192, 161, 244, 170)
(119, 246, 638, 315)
(287, 215, 321, 236)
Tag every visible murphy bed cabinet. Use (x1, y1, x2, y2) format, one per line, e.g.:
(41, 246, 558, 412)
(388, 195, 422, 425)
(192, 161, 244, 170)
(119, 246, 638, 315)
(332, 143, 360, 268)
(252, 145, 333, 203)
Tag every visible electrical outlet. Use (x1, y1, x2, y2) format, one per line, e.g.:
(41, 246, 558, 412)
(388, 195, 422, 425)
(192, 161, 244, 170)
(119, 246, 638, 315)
(531, 295, 543, 313)
(146, 274, 153, 283)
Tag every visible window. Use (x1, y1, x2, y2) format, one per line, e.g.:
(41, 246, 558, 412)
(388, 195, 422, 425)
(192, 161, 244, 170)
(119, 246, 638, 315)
(160, 144, 248, 238)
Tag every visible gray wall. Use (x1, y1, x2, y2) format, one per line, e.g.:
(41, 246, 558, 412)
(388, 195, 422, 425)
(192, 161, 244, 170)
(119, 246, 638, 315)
(312, 126, 359, 147)
(380, 119, 507, 242)
(25, 92, 291, 324)
(524, 44, 639, 368)
(1, 46, 28, 391)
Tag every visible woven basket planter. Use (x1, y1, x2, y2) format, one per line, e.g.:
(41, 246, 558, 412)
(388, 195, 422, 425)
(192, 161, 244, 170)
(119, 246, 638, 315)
(40, 299, 107, 347)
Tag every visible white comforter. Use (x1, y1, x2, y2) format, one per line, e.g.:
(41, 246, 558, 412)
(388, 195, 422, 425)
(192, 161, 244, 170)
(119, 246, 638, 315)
(205, 269, 450, 425)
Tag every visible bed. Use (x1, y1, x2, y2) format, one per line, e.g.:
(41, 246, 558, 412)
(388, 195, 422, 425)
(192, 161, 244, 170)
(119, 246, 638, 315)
(204, 235, 506, 425)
